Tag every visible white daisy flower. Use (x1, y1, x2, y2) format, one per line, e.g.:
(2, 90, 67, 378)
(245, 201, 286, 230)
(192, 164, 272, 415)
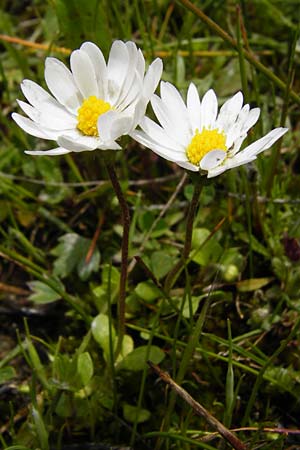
(131, 82, 288, 178)
(12, 41, 163, 155)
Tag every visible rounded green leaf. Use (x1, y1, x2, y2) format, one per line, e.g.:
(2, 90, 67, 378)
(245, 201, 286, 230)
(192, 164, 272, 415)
(123, 403, 151, 423)
(77, 352, 94, 386)
(117, 345, 165, 371)
(91, 313, 116, 360)
(151, 251, 174, 280)
(135, 281, 161, 302)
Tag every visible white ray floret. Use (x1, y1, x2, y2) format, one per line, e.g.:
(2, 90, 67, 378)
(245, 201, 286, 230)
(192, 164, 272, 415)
(131, 82, 288, 178)
(12, 41, 163, 155)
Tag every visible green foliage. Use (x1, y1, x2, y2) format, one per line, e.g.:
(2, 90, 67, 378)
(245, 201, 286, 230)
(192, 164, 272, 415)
(51, 233, 101, 281)
(122, 403, 151, 423)
(0, 366, 16, 384)
(117, 345, 165, 372)
(27, 279, 63, 304)
(1, 1, 300, 449)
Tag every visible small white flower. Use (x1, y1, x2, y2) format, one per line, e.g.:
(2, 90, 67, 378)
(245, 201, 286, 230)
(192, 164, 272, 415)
(12, 41, 163, 155)
(131, 82, 288, 178)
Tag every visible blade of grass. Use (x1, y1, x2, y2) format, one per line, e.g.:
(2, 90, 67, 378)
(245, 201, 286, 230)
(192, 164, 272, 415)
(176, 0, 300, 104)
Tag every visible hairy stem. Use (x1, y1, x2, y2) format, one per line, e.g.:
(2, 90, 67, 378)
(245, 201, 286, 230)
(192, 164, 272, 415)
(105, 161, 130, 355)
(164, 176, 204, 292)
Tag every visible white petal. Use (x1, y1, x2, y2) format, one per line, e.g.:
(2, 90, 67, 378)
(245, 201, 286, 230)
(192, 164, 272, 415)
(150, 94, 183, 145)
(116, 69, 142, 112)
(99, 141, 122, 150)
(154, 84, 191, 146)
(12, 113, 51, 139)
(17, 98, 76, 132)
(80, 42, 108, 99)
(36, 102, 77, 130)
(240, 107, 260, 134)
(21, 79, 52, 107)
(187, 83, 201, 132)
(45, 57, 83, 112)
(139, 116, 183, 152)
(57, 131, 99, 151)
(142, 58, 163, 100)
(160, 82, 190, 126)
(107, 40, 129, 105)
(228, 135, 247, 157)
(132, 130, 187, 163)
(17, 100, 40, 122)
(200, 150, 227, 170)
(25, 147, 71, 156)
(174, 160, 199, 171)
(136, 48, 146, 81)
(206, 165, 228, 178)
(225, 107, 260, 149)
(116, 42, 139, 106)
(98, 110, 131, 142)
(238, 127, 288, 159)
(227, 156, 256, 170)
(70, 49, 99, 98)
(200, 89, 218, 129)
(216, 91, 244, 131)
(128, 97, 147, 131)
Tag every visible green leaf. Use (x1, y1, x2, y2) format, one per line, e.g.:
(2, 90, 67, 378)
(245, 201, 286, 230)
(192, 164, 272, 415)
(237, 277, 273, 292)
(117, 345, 165, 371)
(182, 296, 201, 318)
(123, 403, 151, 424)
(135, 281, 161, 303)
(100, 264, 120, 303)
(0, 366, 16, 384)
(32, 405, 49, 450)
(239, 232, 270, 257)
(138, 211, 169, 237)
(150, 251, 174, 279)
(55, 392, 73, 418)
(77, 352, 94, 386)
(51, 233, 100, 281)
(91, 313, 116, 360)
(191, 228, 222, 266)
(27, 280, 62, 304)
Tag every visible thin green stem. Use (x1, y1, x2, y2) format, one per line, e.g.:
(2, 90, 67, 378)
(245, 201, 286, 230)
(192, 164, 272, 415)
(144, 431, 218, 450)
(164, 175, 204, 292)
(241, 168, 253, 277)
(130, 291, 167, 447)
(236, 6, 249, 102)
(224, 319, 234, 428)
(177, 0, 300, 104)
(157, 296, 212, 449)
(150, 362, 247, 450)
(241, 316, 300, 426)
(265, 24, 299, 195)
(126, 323, 298, 396)
(105, 161, 130, 355)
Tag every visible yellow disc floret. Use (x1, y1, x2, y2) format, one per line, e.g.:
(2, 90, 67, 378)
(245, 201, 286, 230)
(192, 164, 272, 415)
(186, 128, 227, 165)
(77, 96, 111, 137)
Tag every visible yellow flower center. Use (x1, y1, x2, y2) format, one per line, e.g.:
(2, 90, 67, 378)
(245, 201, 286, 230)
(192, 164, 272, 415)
(77, 96, 111, 137)
(186, 128, 227, 165)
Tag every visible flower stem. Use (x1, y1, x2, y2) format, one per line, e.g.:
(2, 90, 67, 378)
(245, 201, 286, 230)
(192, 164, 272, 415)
(164, 175, 204, 292)
(105, 161, 130, 355)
